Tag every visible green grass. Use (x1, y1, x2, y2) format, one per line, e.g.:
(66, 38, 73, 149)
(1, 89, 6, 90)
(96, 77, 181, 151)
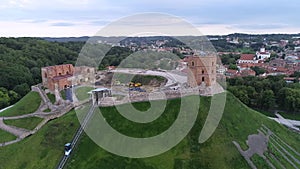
(0, 130, 17, 143)
(75, 86, 94, 101)
(1, 92, 300, 169)
(0, 110, 80, 169)
(43, 108, 51, 112)
(268, 142, 294, 169)
(0, 91, 41, 117)
(270, 136, 300, 163)
(264, 152, 282, 169)
(47, 93, 55, 104)
(256, 109, 276, 118)
(250, 154, 271, 169)
(4, 117, 44, 130)
(60, 90, 66, 100)
(65, 92, 300, 169)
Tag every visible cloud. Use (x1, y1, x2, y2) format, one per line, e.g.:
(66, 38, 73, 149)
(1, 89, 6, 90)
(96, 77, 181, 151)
(0, 0, 299, 36)
(51, 22, 75, 27)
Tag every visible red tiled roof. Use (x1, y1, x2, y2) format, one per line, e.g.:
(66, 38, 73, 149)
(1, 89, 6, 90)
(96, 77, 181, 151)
(276, 67, 288, 72)
(241, 69, 256, 76)
(226, 69, 238, 74)
(240, 54, 255, 61)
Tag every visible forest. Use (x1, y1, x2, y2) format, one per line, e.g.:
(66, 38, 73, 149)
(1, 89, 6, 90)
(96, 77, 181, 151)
(227, 75, 300, 113)
(0, 38, 84, 109)
(0, 37, 136, 109)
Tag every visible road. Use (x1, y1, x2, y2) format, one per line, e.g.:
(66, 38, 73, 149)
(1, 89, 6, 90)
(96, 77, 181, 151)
(56, 105, 96, 169)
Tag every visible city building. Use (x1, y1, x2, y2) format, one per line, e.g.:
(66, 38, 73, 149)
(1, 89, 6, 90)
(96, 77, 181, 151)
(256, 48, 271, 60)
(238, 54, 258, 64)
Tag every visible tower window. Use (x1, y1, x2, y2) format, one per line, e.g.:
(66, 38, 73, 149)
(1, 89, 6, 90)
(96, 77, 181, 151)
(202, 70, 205, 74)
(191, 62, 195, 66)
(202, 77, 205, 82)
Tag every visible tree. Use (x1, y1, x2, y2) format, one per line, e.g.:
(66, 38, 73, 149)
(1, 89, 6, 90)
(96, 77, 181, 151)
(13, 83, 30, 97)
(251, 66, 265, 76)
(229, 63, 238, 70)
(259, 90, 275, 110)
(0, 90, 9, 108)
(8, 90, 20, 105)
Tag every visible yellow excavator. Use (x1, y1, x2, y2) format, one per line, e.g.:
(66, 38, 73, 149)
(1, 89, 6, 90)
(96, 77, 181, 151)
(129, 82, 142, 87)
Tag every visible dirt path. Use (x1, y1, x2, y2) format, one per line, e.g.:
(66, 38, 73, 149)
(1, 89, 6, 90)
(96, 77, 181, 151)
(0, 118, 29, 138)
(0, 86, 74, 147)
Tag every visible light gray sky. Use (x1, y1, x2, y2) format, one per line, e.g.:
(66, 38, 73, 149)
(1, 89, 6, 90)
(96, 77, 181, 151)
(1, 0, 299, 37)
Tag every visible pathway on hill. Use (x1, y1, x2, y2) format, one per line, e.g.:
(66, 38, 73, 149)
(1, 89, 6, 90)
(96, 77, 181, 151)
(0, 118, 29, 138)
(0, 86, 74, 147)
(268, 111, 300, 132)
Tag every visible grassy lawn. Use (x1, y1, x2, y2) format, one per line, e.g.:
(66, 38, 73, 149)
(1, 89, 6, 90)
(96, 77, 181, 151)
(47, 93, 55, 104)
(0, 130, 17, 143)
(0, 110, 80, 169)
(0, 92, 41, 117)
(43, 108, 51, 112)
(250, 154, 271, 169)
(75, 86, 94, 101)
(4, 117, 44, 130)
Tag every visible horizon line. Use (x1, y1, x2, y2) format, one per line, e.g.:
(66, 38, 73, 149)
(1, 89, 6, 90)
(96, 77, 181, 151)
(2, 32, 300, 39)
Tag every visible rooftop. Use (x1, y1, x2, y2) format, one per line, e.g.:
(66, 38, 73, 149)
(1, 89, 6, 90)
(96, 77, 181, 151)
(240, 54, 255, 61)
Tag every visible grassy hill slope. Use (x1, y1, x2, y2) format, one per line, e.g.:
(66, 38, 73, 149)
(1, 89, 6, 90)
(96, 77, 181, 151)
(0, 92, 299, 169)
(0, 91, 41, 117)
(65, 93, 300, 169)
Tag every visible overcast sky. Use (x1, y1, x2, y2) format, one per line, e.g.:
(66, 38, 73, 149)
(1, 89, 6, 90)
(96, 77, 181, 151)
(1, 0, 299, 37)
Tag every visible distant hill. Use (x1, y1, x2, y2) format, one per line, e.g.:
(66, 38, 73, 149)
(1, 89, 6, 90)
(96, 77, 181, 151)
(43, 36, 126, 45)
(43, 36, 90, 42)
